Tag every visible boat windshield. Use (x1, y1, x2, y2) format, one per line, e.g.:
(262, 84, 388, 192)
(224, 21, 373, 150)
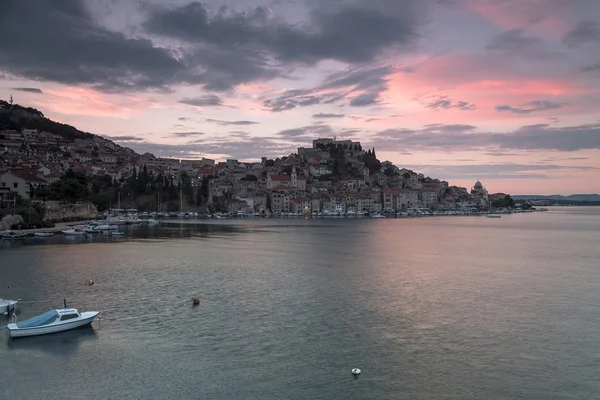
(16, 310, 60, 328)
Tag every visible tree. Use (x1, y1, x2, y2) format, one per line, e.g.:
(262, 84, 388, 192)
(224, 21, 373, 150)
(384, 166, 397, 177)
(241, 174, 258, 181)
(48, 177, 89, 202)
(492, 195, 515, 208)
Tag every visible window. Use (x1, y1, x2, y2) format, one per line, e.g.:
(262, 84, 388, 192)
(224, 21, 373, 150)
(60, 314, 79, 321)
(13, 182, 18, 189)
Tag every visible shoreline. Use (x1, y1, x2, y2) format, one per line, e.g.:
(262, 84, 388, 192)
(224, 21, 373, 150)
(1, 209, 548, 237)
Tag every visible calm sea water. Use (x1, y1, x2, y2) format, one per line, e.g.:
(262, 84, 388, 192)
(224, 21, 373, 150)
(1, 207, 600, 400)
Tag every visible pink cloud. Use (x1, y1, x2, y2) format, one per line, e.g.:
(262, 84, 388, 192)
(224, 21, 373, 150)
(371, 52, 600, 128)
(462, 0, 574, 37)
(35, 87, 159, 118)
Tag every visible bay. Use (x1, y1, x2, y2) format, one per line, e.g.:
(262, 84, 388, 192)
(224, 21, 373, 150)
(1, 207, 599, 400)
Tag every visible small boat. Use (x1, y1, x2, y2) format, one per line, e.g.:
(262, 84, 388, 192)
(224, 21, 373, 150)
(371, 213, 386, 218)
(0, 299, 19, 314)
(94, 224, 119, 231)
(7, 308, 100, 338)
(110, 231, 125, 236)
(487, 214, 502, 218)
(2, 231, 27, 240)
(62, 228, 86, 236)
(33, 232, 54, 238)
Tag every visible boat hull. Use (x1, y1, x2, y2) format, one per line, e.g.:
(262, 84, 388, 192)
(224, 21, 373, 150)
(7, 312, 99, 338)
(33, 232, 54, 237)
(2, 234, 26, 240)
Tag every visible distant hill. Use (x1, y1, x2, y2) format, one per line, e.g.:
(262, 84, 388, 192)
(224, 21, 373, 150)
(513, 194, 600, 202)
(0, 99, 94, 141)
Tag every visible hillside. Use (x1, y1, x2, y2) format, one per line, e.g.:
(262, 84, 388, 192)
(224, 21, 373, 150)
(513, 194, 600, 202)
(0, 99, 95, 141)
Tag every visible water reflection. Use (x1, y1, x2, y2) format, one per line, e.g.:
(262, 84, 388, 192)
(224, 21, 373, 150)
(5, 326, 98, 355)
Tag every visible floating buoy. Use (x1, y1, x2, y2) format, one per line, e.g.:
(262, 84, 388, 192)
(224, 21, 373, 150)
(352, 368, 361, 376)
(88, 280, 94, 286)
(192, 298, 200, 305)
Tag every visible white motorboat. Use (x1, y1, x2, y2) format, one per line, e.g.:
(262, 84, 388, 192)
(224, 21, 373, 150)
(487, 214, 502, 218)
(7, 308, 100, 338)
(110, 231, 125, 236)
(62, 228, 86, 235)
(94, 224, 119, 231)
(371, 213, 386, 218)
(0, 299, 19, 314)
(33, 232, 54, 237)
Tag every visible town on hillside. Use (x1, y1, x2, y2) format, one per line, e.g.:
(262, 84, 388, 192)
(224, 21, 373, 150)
(0, 126, 516, 216)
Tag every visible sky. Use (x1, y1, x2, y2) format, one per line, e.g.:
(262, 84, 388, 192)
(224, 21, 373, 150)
(1, 0, 600, 195)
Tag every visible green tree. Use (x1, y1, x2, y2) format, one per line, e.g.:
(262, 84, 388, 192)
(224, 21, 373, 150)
(241, 174, 258, 181)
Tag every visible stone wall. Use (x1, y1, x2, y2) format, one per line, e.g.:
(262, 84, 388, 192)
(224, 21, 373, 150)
(0, 214, 24, 231)
(43, 202, 101, 222)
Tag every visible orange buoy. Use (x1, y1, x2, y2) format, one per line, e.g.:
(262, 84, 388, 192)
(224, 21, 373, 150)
(192, 298, 200, 305)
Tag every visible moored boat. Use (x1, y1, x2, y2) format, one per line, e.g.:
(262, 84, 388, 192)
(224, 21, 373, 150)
(2, 231, 27, 240)
(487, 214, 502, 218)
(62, 228, 86, 235)
(7, 308, 100, 338)
(33, 232, 54, 237)
(0, 299, 19, 314)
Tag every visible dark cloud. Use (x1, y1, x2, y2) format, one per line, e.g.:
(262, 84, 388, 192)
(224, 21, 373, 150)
(107, 135, 144, 142)
(425, 96, 476, 111)
(350, 92, 379, 107)
(263, 65, 394, 111)
(229, 131, 250, 138)
(276, 123, 333, 142)
(423, 124, 476, 132)
(184, 45, 281, 91)
(313, 113, 345, 119)
(372, 123, 600, 152)
(179, 95, 222, 107)
(125, 137, 296, 160)
(144, 1, 425, 65)
(169, 132, 205, 137)
(0, 0, 185, 92)
(495, 100, 562, 114)
(562, 21, 600, 47)
(582, 63, 600, 72)
(205, 118, 259, 126)
(398, 163, 596, 181)
(11, 87, 43, 94)
(486, 29, 543, 52)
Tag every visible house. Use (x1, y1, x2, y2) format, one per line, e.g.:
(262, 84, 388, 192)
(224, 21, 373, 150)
(266, 167, 307, 190)
(291, 197, 311, 214)
(270, 191, 291, 213)
(0, 139, 23, 155)
(0, 169, 48, 200)
(99, 154, 117, 164)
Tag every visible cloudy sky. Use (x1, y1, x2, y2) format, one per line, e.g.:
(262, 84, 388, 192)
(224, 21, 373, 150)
(1, 0, 600, 195)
